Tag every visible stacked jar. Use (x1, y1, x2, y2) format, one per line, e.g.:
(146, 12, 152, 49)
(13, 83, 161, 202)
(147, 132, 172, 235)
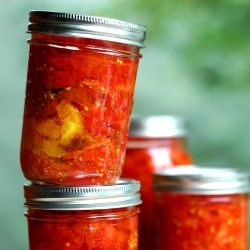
(153, 166, 250, 250)
(121, 115, 193, 250)
(20, 10, 146, 250)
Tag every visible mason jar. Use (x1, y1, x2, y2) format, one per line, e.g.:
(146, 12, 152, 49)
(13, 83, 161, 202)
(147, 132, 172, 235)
(20, 11, 146, 186)
(121, 115, 193, 250)
(153, 166, 250, 250)
(24, 179, 141, 250)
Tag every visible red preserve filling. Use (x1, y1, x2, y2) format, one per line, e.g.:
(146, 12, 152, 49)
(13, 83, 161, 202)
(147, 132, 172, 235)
(26, 207, 139, 250)
(121, 137, 193, 250)
(20, 33, 140, 185)
(154, 193, 248, 250)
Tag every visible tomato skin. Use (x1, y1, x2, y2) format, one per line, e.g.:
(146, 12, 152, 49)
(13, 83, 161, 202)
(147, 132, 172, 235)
(154, 193, 248, 250)
(26, 207, 139, 250)
(20, 34, 140, 185)
(121, 137, 193, 250)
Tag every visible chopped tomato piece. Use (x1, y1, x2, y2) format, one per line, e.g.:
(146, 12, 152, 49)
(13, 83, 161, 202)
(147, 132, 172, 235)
(26, 207, 139, 250)
(154, 193, 248, 250)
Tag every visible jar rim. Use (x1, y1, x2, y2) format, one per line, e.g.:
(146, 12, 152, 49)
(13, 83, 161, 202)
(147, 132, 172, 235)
(24, 179, 141, 210)
(128, 115, 187, 138)
(153, 165, 250, 195)
(27, 11, 146, 48)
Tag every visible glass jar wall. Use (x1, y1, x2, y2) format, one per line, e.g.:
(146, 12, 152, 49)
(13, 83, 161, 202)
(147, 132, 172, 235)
(24, 179, 141, 250)
(121, 115, 193, 250)
(20, 11, 146, 186)
(153, 166, 250, 250)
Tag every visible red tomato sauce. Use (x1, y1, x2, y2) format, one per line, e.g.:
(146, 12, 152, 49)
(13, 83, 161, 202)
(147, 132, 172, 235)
(154, 193, 248, 250)
(26, 206, 139, 250)
(20, 34, 141, 185)
(121, 137, 192, 250)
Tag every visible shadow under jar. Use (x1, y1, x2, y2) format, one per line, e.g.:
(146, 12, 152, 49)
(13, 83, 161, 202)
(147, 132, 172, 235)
(121, 115, 193, 250)
(20, 11, 146, 185)
(24, 179, 141, 250)
(153, 166, 250, 250)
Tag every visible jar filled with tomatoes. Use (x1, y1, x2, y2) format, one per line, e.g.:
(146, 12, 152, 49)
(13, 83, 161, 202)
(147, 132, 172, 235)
(121, 115, 193, 250)
(20, 11, 146, 186)
(153, 166, 250, 250)
(24, 179, 141, 250)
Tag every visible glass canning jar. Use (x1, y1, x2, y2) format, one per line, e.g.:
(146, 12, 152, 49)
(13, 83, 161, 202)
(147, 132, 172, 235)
(20, 11, 146, 186)
(121, 115, 193, 250)
(153, 166, 250, 250)
(24, 179, 141, 250)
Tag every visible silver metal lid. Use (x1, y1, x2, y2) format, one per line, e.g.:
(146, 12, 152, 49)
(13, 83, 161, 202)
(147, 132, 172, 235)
(24, 179, 141, 210)
(128, 115, 187, 138)
(27, 11, 146, 48)
(153, 165, 250, 195)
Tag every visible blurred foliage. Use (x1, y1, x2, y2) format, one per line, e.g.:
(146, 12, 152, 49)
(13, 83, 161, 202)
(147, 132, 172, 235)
(100, 0, 250, 169)
(104, 0, 250, 91)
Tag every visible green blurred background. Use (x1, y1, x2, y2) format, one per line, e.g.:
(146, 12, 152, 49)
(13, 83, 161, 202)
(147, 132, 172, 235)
(1, 0, 250, 249)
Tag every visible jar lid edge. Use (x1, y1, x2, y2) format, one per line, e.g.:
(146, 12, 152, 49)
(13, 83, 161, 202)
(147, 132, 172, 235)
(27, 10, 146, 48)
(24, 179, 141, 209)
(153, 165, 250, 194)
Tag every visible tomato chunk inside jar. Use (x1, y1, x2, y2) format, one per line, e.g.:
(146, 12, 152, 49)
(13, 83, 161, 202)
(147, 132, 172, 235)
(26, 207, 139, 250)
